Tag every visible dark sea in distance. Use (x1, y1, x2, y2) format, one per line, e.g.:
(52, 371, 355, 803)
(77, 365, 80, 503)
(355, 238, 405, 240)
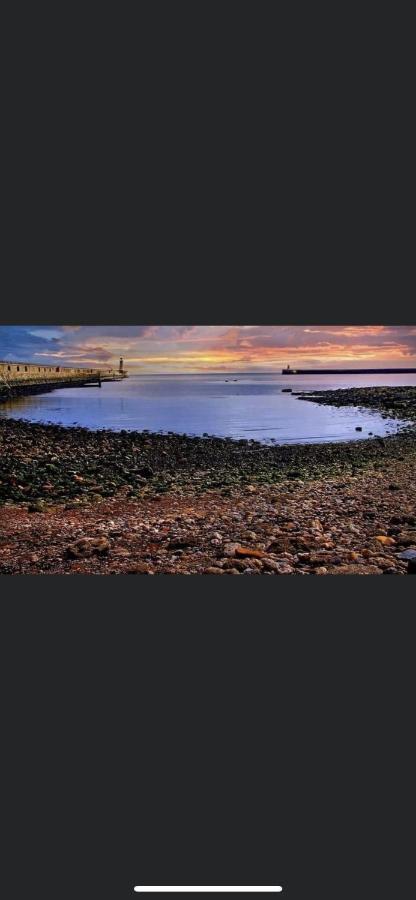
(1, 373, 415, 444)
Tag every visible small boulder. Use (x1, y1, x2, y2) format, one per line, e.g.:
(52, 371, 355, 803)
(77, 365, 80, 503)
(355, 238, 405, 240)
(396, 531, 416, 546)
(169, 535, 197, 550)
(397, 549, 416, 561)
(262, 558, 293, 574)
(67, 536, 110, 558)
(223, 542, 240, 557)
(126, 563, 153, 574)
(235, 546, 266, 559)
(397, 548, 416, 574)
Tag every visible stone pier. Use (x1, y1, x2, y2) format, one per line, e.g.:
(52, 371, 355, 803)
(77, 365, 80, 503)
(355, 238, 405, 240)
(0, 360, 127, 400)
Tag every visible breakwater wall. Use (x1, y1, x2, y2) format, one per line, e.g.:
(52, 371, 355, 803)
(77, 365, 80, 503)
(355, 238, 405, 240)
(0, 360, 125, 400)
(282, 367, 416, 375)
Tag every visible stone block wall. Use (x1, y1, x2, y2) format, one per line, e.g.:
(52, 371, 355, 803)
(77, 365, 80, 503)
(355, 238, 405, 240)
(0, 361, 116, 383)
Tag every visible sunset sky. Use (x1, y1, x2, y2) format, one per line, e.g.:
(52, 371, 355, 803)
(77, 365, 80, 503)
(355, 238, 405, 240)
(1, 326, 416, 373)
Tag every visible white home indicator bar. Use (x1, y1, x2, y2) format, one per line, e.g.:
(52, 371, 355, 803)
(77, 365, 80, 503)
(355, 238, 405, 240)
(134, 889, 283, 894)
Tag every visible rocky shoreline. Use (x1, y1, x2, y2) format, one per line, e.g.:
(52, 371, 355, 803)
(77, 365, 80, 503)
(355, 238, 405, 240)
(299, 383, 416, 421)
(1, 385, 415, 574)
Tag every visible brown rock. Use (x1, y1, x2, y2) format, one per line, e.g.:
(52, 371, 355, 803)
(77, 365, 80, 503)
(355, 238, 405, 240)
(66, 536, 110, 558)
(263, 558, 293, 574)
(310, 518, 323, 531)
(226, 559, 249, 571)
(235, 546, 266, 559)
(396, 531, 416, 546)
(267, 538, 292, 553)
(223, 542, 240, 557)
(326, 564, 383, 575)
(169, 535, 197, 549)
(309, 552, 331, 565)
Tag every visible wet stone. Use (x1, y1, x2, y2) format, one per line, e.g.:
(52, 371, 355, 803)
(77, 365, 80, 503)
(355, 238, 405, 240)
(1, 388, 416, 575)
(397, 549, 416, 561)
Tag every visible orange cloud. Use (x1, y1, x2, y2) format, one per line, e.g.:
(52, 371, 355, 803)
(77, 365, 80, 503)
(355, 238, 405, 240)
(2, 325, 416, 372)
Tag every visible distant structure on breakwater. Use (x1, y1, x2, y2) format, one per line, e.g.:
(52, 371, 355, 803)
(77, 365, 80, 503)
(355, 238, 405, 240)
(0, 359, 127, 399)
(282, 365, 416, 375)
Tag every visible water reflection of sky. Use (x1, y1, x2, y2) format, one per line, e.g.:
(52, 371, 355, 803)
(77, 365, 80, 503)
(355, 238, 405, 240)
(0, 373, 413, 444)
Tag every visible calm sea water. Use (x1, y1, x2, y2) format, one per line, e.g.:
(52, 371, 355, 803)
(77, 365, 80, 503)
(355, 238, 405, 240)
(1, 373, 415, 444)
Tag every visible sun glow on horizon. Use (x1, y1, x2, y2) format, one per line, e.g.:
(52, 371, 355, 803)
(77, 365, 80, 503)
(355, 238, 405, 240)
(1, 325, 416, 373)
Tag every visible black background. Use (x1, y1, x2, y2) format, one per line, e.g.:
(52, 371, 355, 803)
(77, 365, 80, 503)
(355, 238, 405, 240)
(2, 15, 415, 896)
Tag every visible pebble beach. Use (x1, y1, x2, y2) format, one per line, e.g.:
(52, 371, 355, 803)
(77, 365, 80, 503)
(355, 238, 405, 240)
(1, 386, 415, 575)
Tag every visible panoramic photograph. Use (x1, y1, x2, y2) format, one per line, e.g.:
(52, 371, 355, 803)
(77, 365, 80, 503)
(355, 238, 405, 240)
(0, 324, 415, 575)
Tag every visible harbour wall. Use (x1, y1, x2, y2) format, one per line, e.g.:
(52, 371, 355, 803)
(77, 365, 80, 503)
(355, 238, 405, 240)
(282, 367, 416, 375)
(0, 360, 125, 400)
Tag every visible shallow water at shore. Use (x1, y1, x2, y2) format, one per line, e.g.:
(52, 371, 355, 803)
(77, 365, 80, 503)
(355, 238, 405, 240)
(1, 373, 414, 443)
